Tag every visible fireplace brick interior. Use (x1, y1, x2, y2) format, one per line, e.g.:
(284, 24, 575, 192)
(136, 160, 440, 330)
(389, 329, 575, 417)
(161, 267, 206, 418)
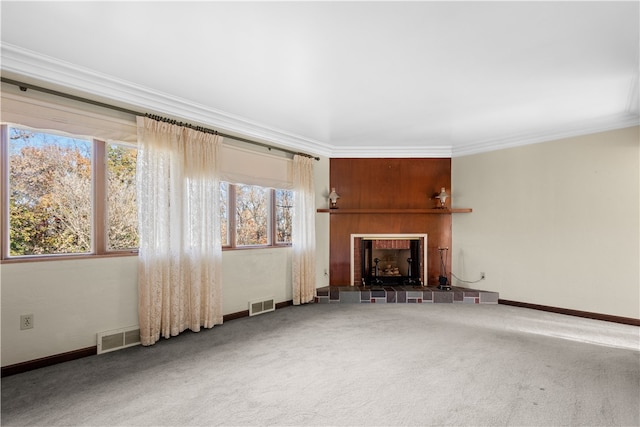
(354, 237, 425, 286)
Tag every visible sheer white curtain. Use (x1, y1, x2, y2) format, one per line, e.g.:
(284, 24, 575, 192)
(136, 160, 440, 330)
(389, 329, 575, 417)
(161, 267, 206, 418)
(292, 155, 316, 305)
(136, 116, 223, 346)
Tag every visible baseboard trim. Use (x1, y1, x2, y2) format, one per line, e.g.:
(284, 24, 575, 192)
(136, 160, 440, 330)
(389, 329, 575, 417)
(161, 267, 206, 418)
(223, 310, 250, 322)
(3, 300, 296, 377)
(499, 299, 640, 326)
(275, 300, 294, 310)
(1, 346, 97, 378)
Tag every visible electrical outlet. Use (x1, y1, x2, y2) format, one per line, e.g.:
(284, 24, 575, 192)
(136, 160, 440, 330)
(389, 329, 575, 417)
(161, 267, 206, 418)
(481, 272, 486, 280)
(20, 314, 34, 330)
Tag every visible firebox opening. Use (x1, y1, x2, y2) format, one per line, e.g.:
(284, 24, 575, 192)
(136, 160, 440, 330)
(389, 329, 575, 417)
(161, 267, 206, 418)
(350, 234, 427, 287)
(362, 239, 421, 286)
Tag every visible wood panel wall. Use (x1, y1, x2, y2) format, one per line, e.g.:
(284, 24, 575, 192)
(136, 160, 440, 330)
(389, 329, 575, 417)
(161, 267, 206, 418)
(328, 158, 452, 286)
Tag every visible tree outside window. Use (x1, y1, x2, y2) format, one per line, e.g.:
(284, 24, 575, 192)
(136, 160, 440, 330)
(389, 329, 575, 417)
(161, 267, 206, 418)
(106, 143, 138, 250)
(220, 183, 292, 248)
(8, 128, 92, 255)
(235, 184, 269, 246)
(275, 189, 293, 244)
(4, 125, 293, 258)
(220, 182, 229, 246)
(5, 125, 138, 257)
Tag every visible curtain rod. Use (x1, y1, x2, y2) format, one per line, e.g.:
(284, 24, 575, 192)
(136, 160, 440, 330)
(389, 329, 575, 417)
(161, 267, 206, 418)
(1, 77, 320, 161)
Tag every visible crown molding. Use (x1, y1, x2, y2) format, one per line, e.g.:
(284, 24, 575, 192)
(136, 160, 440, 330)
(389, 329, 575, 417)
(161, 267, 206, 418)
(452, 114, 640, 157)
(3, 43, 637, 160)
(329, 144, 452, 158)
(0, 43, 334, 158)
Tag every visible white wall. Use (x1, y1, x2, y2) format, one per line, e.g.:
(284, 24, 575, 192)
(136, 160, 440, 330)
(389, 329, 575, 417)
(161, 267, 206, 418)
(1, 257, 139, 367)
(452, 126, 640, 319)
(314, 156, 331, 288)
(1, 155, 331, 367)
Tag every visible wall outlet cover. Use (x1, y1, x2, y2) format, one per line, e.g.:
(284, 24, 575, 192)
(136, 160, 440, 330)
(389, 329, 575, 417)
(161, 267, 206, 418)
(20, 314, 34, 330)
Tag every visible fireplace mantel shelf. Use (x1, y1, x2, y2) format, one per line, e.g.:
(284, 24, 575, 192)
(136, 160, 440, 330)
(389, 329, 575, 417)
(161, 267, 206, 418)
(316, 208, 472, 214)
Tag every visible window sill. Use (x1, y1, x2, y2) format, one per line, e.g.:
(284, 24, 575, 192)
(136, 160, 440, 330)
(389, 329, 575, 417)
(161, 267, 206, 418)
(0, 251, 138, 264)
(222, 244, 292, 251)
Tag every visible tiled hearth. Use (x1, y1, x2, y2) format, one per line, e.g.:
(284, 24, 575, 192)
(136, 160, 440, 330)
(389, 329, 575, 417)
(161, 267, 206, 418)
(315, 285, 498, 304)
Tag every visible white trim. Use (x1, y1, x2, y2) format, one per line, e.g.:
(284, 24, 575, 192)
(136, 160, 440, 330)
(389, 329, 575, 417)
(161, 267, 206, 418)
(331, 145, 452, 158)
(350, 233, 427, 286)
(452, 116, 640, 157)
(1, 42, 334, 158)
(3, 43, 637, 159)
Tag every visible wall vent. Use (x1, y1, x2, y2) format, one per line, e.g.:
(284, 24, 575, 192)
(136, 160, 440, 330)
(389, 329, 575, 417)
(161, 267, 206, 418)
(97, 326, 141, 354)
(249, 297, 275, 316)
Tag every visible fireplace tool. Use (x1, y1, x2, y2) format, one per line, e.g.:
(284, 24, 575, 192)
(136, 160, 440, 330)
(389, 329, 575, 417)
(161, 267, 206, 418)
(437, 247, 451, 290)
(372, 257, 384, 286)
(405, 257, 418, 286)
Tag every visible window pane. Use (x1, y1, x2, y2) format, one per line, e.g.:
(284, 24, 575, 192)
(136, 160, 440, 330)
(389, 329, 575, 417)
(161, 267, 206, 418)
(275, 189, 293, 244)
(235, 184, 269, 246)
(8, 126, 92, 256)
(106, 143, 138, 250)
(220, 182, 228, 246)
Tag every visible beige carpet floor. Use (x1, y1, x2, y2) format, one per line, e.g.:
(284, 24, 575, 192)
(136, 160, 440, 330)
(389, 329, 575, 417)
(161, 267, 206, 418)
(2, 303, 639, 426)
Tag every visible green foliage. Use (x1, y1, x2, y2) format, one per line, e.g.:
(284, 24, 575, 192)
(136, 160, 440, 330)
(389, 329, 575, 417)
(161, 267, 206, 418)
(108, 145, 136, 185)
(8, 129, 139, 256)
(107, 144, 138, 250)
(9, 131, 92, 255)
(9, 198, 42, 255)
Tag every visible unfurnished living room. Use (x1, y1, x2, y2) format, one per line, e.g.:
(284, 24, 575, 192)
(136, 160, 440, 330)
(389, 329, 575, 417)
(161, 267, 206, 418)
(1, 1, 638, 426)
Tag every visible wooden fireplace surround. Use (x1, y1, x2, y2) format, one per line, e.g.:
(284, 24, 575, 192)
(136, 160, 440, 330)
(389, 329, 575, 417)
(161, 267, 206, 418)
(320, 158, 471, 287)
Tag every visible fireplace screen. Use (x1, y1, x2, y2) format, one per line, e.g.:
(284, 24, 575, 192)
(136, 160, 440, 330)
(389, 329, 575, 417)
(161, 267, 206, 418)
(361, 239, 421, 286)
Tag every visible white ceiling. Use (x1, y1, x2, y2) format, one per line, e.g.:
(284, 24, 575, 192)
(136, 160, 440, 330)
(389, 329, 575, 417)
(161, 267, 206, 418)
(1, 1, 638, 158)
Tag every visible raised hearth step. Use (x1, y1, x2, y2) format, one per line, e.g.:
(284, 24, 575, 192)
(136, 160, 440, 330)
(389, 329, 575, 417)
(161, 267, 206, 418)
(315, 285, 498, 304)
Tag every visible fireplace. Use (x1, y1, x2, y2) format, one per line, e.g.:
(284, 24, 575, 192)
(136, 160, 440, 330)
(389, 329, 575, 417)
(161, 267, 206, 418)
(350, 234, 427, 286)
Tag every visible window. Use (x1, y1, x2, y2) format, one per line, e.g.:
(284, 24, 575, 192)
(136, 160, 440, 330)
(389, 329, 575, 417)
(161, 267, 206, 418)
(106, 143, 138, 250)
(220, 182, 293, 248)
(2, 124, 138, 259)
(236, 184, 269, 246)
(220, 182, 229, 246)
(275, 189, 293, 244)
(7, 127, 92, 256)
(2, 123, 291, 259)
